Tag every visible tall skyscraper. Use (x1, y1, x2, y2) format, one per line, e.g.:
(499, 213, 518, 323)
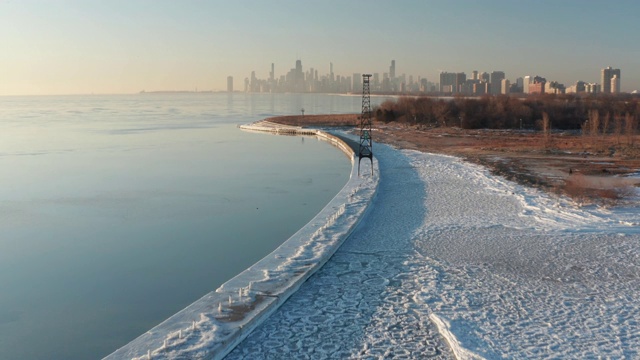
(353, 73, 362, 93)
(601, 67, 621, 94)
(270, 63, 275, 81)
(227, 76, 233, 92)
(611, 75, 621, 94)
(490, 71, 505, 95)
(501, 79, 510, 94)
(523, 75, 532, 94)
(390, 60, 396, 80)
(330, 62, 335, 83)
(515, 77, 524, 92)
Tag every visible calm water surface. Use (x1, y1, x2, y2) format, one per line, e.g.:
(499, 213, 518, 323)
(0, 93, 373, 359)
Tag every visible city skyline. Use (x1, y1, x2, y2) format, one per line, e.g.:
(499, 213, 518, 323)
(234, 59, 624, 96)
(1, 1, 639, 96)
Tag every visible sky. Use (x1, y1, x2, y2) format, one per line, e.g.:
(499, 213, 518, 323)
(1, 0, 639, 95)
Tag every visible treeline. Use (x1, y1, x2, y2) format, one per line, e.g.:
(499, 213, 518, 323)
(374, 94, 640, 131)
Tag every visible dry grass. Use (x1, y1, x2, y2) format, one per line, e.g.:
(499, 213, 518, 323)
(267, 114, 640, 205)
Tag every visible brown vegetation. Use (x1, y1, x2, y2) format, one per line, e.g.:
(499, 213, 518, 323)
(265, 94, 640, 205)
(373, 94, 640, 132)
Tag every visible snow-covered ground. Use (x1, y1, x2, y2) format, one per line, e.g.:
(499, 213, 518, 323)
(228, 141, 640, 359)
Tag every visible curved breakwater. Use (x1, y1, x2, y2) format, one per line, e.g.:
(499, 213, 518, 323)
(105, 121, 379, 359)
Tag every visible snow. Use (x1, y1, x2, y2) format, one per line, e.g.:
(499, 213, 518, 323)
(109, 123, 640, 359)
(104, 124, 378, 360)
(228, 141, 640, 359)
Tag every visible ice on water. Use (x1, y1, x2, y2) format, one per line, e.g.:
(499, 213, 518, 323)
(229, 141, 640, 358)
(112, 130, 640, 359)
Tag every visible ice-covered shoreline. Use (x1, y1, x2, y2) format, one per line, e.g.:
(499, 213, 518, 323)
(227, 144, 640, 359)
(105, 122, 378, 359)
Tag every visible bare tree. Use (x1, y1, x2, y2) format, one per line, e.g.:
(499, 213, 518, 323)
(602, 112, 610, 139)
(589, 110, 600, 138)
(625, 112, 637, 146)
(588, 109, 600, 149)
(542, 112, 551, 149)
(614, 114, 623, 145)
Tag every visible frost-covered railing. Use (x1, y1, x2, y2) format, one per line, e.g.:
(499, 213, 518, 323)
(105, 121, 379, 360)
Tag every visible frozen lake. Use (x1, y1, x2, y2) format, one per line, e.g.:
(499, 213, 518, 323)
(0, 93, 381, 359)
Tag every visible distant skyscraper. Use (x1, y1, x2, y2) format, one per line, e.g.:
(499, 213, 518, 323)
(611, 75, 621, 94)
(440, 72, 466, 94)
(373, 73, 380, 90)
(501, 79, 510, 94)
(523, 75, 532, 94)
(227, 76, 233, 92)
(516, 77, 524, 92)
(390, 60, 396, 80)
(353, 73, 362, 93)
(490, 71, 505, 95)
(472, 70, 478, 80)
(601, 67, 621, 94)
(270, 63, 275, 81)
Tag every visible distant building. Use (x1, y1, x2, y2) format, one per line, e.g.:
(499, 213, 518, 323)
(473, 82, 488, 95)
(611, 75, 621, 94)
(601, 66, 621, 94)
(373, 73, 380, 90)
(501, 79, 510, 94)
(490, 71, 505, 95)
(585, 83, 600, 94)
(566, 81, 585, 94)
(227, 76, 233, 92)
(390, 60, 396, 81)
(545, 81, 565, 94)
(440, 72, 466, 94)
(353, 73, 362, 93)
(529, 76, 546, 94)
(523, 75, 532, 94)
(515, 77, 524, 93)
(420, 78, 429, 92)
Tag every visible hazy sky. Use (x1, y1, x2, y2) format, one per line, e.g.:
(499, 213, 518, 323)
(1, 0, 639, 95)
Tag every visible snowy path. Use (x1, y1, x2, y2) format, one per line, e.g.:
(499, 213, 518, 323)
(228, 144, 640, 359)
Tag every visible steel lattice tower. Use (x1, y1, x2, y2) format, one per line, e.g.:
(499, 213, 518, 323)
(358, 74, 373, 175)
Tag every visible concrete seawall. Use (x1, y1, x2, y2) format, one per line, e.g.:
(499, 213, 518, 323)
(105, 121, 379, 359)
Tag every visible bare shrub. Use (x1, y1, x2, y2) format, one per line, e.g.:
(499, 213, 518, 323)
(602, 112, 610, 138)
(625, 112, 637, 146)
(542, 112, 551, 149)
(589, 109, 600, 138)
(614, 114, 623, 145)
